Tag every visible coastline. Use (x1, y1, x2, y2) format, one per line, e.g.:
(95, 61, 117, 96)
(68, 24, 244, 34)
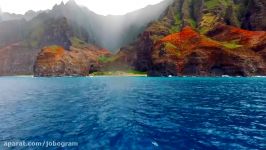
(88, 73, 148, 77)
(1, 74, 266, 78)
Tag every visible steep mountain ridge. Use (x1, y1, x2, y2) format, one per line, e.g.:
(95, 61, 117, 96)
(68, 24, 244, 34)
(0, 10, 44, 22)
(0, 16, 91, 75)
(0, 0, 173, 51)
(48, 0, 173, 51)
(0, 0, 172, 75)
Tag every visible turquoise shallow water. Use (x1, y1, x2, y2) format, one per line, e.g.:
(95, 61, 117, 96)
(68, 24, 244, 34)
(0, 77, 265, 149)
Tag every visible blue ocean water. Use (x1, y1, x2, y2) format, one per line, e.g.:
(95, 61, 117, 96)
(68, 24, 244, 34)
(0, 77, 265, 150)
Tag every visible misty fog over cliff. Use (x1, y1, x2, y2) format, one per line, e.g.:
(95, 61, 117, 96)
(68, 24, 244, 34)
(52, 0, 173, 51)
(0, 0, 173, 52)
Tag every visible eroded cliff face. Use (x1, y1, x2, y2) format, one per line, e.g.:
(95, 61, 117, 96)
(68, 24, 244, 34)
(149, 25, 266, 76)
(34, 45, 110, 77)
(0, 16, 101, 76)
(0, 43, 40, 75)
(116, 0, 266, 76)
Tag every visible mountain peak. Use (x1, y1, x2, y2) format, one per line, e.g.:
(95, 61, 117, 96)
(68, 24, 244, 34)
(66, 0, 77, 6)
(52, 1, 65, 9)
(24, 10, 35, 15)
(60, 1, 65, 5)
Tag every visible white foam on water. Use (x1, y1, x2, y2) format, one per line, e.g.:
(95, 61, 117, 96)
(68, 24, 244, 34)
(152, 141, 159, 147)
(253, 76, 266, 78)
(15, 75, 34, 78)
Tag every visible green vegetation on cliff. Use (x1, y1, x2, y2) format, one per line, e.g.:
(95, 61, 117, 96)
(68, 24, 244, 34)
(71, 37, 87, 48)
(91, 69, 147, 76)
(169, 13, 182, 33)
(222, 41, 243, 49)
(205, 0, 232, 9)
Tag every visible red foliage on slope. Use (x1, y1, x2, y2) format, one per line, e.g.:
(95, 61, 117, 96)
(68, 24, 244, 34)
(206, 24, 266, 45)
(34, 45, 111, 76)
(41, 45, 65, 60)
(161, 27, 200, 45)
(149, 25, 266, 76)
(158, 26, 221, 52)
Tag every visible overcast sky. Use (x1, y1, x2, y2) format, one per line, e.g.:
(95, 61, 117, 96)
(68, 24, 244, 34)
(0, 0, 164, 15)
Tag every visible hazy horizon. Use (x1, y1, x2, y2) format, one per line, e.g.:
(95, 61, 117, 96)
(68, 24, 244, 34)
(0, 0, 164, 16)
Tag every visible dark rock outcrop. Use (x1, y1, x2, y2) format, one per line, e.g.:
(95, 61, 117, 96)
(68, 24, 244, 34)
(242, 0, 266, 30)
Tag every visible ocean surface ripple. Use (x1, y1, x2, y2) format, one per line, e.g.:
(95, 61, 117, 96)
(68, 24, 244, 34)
(0, 77, 265, 149)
